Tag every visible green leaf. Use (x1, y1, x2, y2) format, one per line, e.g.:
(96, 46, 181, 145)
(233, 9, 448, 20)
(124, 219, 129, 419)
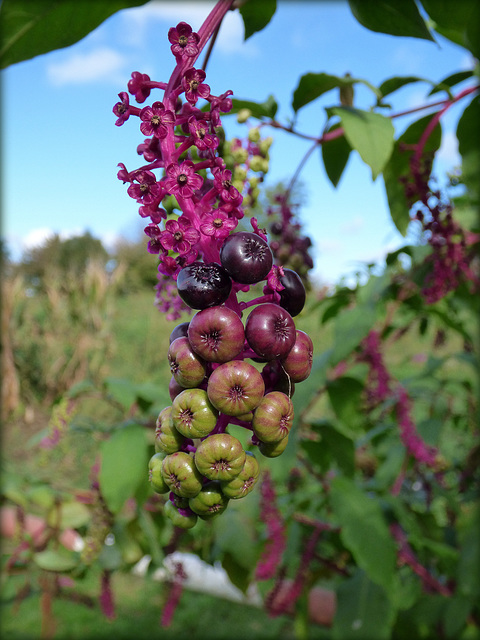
(104, 377, 138, 410)
(0, 0, 150, 69)
(322, 123, 352, 187)
(212, 499, 259, 572)
(347, 0, 434, 41)
(456, 95, 480, 199)
(421, 0, 480, 56)
(333, 570, 396, 640)
(456, 504, 480, 598)
(383, 113, 442, 236)
(222, 552, 251, 594)
(428, 70, 474, 96)
(326, 376, 365, 431)
(303, 421, 355, 476)
(292, 72, 380, 113)
(47, 501, 91, 529)
(378, 75, 428, 99)
(99, 423, 149, 514)
(34, 548, 78, 572)
(330, 476, 397, 592)
(330, 303, 377, 366)
(229, 95, 278, 119)
(330, 107, 395, 180)
(239, 0, 276, 40)
(293, 72, 345, 112)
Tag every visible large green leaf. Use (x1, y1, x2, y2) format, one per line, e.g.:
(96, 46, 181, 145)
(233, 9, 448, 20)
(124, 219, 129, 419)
(330, 107, 395, 180)
(239, 0, 276, 40)
(99, 423, 149, 514)
(378, 75, 428, 99)
(0, 0, 150, 69)
(347, 0, 434, 41)
(321, 123, 352, 187)
(383, 113, 442, 236)
(330, 476, 397, 592)
(34, 548, 78, 572)
(228, 95, 278, 120)
(332, 570, 396, 640)
(329, 302, 377, 366)
(428, 70, 475, 96)
(292, 72, 380, 113)
(326, 376, 365, 431)
(302, 420, 355, 476)
(456, 95, 480, 199)
(420, 0, 480, 57)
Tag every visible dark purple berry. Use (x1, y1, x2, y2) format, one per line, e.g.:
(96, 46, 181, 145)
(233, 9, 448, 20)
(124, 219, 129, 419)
(177, 262, 232, 310)
(220, 232, 273, 284)
(278, 269, 306, 317)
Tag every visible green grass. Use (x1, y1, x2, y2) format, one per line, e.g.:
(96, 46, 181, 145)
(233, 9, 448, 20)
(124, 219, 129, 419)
(1, 569, 331, 640)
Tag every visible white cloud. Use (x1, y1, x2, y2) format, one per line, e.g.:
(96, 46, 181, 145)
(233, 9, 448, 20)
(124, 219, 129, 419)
(46, 47, 127, 86)
(340, 215, 364, 234)
(22, 227, 55, 250)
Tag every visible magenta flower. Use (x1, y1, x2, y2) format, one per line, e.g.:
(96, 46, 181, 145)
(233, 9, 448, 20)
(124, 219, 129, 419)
(395, 386, 438, 468)
(159, 216, 200, 254)
(128, 71, 151, 103)
(255, 471, 286, 581)
(168, 22, 200, 59)
(139, 203, 167, 224)
(164, 160, 203, 199)
(200, 209, 237, 240)
(182, 68, 210, 105)
(127, 170, 163, 205)
(209, 89, 233, 127)
(113, 92, 131, 126)
(140, 101, 175, 139)
(158, 254, 180, 277)
(188, 116, 219, 151)
(117, 163, 131, 183)
(213, 168, 242, 206)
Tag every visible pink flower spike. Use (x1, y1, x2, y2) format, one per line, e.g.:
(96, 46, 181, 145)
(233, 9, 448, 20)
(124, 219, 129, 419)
(140, 101, 175, 139)
(182, 68, 210, 105)
(200, 209, 237, 241)
(168, 22, 200, 59)
(164, 160, 203, 199)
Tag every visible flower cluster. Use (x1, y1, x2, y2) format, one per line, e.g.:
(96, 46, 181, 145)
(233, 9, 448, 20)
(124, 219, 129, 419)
(400, 142, 479, 304)
(267, 192, 314, 283)
(254, 470, 287, 581)
(414, 195, 479, 304)
(358, 330, 439, 470)
(113, 14, 259, 315)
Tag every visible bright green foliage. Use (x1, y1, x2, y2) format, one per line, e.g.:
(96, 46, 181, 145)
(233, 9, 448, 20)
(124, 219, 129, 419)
(0, 0, 150, 68)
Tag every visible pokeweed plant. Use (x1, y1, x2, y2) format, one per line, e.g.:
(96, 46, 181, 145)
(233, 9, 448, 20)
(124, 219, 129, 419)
(1, 1, 479, 638)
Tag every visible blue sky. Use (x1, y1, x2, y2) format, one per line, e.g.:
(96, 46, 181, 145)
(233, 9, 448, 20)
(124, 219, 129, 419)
(1, 1, 476, 285)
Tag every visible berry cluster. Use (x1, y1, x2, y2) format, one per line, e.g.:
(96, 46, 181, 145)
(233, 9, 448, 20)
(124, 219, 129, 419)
(148, 232, 313, 528)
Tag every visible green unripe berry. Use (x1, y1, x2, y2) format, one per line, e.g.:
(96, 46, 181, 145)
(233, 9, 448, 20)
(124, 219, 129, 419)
(164, 500, 198, 529)
(248, 127, 261, 143)
(237, 108, 252, 123)
(149, 453, 170, 493)
(188, 482, 229, 519)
